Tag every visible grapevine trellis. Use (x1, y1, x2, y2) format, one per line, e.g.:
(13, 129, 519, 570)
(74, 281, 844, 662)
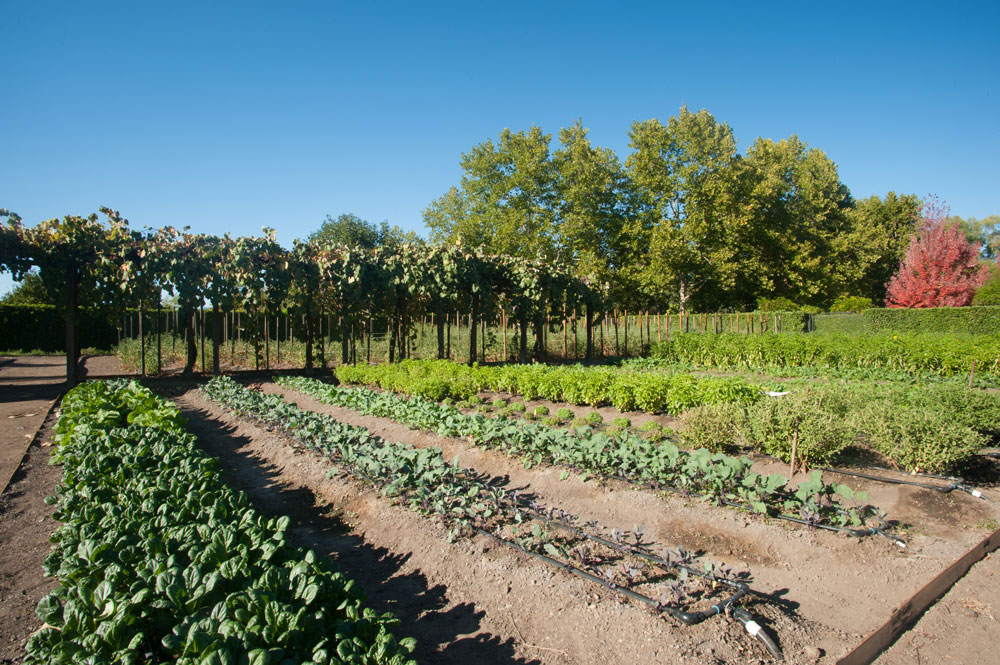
(0, 208, 605, 384)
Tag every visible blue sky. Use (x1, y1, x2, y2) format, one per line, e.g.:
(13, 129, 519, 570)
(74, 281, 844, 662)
(2, 1, 998, 294)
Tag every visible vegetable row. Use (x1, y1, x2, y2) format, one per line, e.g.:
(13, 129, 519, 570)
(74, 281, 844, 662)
(679, 381, 1000, 473)
(335, 359, 764, 414)
(29, 379, 415, 665)
(276, 376, 881, 531)
(649, 331, 1000, 380)
(200, 377, 750, 621)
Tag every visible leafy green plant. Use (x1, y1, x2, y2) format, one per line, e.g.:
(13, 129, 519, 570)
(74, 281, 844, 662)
(492, 398, 507, 408)
(542, 415, 560, 427)
(277, 376, 882, 529)
(556, 407, 574, 421)
(533, 405, 550, 416)
(586, 411, 604, 425)
(33, 379, 416, 665)
(509, 401, 526, 412)
(613, 416, 631, 429)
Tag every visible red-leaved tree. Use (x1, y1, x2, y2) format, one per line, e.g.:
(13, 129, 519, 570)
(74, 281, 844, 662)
(885, 196, 989, 307)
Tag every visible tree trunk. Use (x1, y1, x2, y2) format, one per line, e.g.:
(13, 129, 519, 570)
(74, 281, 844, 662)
(304, 297, 314, 371)
(518, 315, 528, 364)
(182, 307, 197, 377)
(435, 306, 445, 359)
(212, 302, 221, 375)
(585, 306, 594, 363)
(468, 293, 479, 366)
(65, 263, 79, 387)
(341, 315, 350, 365)
(139, 300, 146, 377)
(156, 299, 162, 374)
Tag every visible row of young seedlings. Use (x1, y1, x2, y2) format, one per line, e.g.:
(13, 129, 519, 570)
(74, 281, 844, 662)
(201, 376, 785, 660)
(275, 376, 904, 546)
(30, 380, 415, 665)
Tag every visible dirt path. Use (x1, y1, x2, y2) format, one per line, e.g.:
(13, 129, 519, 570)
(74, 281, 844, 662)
(174, 386, 813, 665)
(257, 380, 1000, 663)
(0, 357, 65, 493)
(874, 550, 999, 665)
(0, 413, 60, 663)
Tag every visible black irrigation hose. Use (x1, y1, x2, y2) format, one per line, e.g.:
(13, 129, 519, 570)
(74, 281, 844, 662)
(294, 379, 898, 543)
(749, 452, 989, 500)
(730, 606, 784, 662)
(983, 451, 1000, 460)
(210, 388, 784, 660)
(473, 526, 782, 661)
(605, 472, 907, 548)
(815, 466, 988, 501)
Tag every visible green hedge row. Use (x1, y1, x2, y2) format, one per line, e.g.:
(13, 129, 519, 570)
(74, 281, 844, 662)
(650, 332, 1000, 379)
(0, 304, 118, 352)
(811, 313, 865, 334)
(862, 306, 1000, 335)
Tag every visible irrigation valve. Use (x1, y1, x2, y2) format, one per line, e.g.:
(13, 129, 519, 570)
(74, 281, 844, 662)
(744, 620, 763, 637)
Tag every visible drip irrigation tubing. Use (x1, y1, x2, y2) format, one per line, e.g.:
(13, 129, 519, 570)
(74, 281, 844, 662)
(749, 453, 988, 500)
(207, 388, 784, 660)
(287, 378, 899, 541)
(471, 526, 783, 661)
(603, 472, 906, 548)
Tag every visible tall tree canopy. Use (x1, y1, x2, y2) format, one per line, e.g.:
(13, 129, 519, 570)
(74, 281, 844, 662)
(626, 106, 740, 312)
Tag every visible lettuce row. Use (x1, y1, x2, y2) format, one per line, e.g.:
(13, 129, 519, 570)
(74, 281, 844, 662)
(334, 359, 763, 414)
(28, 380, 415, 665)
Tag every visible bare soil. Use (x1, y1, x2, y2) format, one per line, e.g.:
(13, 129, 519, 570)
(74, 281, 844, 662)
(0, 363, 997, 664)
(173, 380, 1000, 664)
(0, 416, 60, 663)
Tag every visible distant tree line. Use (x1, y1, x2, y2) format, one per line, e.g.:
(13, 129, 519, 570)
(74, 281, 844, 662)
(423, 106, 998, 313)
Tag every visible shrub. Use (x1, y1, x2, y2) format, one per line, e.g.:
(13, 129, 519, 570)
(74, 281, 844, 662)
(678, 404, 748, 453)
(757, 296, 799, 312)
(612, 416, 631, 429)
(972, 269, 1000, 306)
(746, 391, 856, 468)
(829, 295, 872, 313)
(859, 404, 986, 473)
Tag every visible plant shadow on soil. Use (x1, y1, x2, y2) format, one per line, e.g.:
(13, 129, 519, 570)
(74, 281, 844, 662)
(179, 403, 539, 665)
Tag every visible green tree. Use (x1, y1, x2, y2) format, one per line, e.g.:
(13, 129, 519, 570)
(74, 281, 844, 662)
(310, 213, 381, 248)
(626, 106, 740, 313)
(552, 119, 628, 283)
(843, 192, 922, 302)
(454, 126, 559, 260)
(949, 214, 1000, 259)
(0, 271, 53, 305)
(734, 135, 853, 307)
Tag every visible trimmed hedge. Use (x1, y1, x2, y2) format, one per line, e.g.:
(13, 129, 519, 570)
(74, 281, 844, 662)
(811, 313, 865, 334)
(0, 304, 118, 352)
(863, 306, 1000, 335)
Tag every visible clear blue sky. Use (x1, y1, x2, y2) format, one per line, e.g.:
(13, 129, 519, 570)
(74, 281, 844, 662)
(2, 0, 998, 295)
